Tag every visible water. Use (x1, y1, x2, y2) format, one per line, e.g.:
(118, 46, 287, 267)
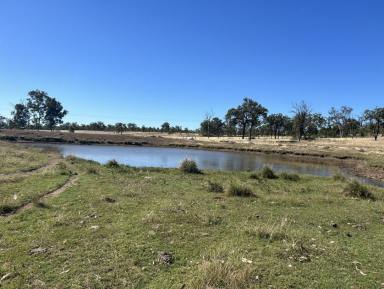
(32, 143, 383, 187)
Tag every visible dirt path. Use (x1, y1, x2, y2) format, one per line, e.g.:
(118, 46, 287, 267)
(1, 174, 79, 217)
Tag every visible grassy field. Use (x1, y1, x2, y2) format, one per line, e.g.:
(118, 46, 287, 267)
(0, 142, 384, 288)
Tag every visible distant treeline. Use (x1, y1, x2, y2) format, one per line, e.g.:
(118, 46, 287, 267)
(0, 90, 192, 134)
(1, 90, 383, 140)
(199, 98, 384, 141)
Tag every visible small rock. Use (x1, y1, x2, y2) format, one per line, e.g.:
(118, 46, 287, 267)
(90, 225, 99, 230)
(29, 247, 47, 255)
(158, 251, 173, 264)
(346, 232, 353, 237)
(331, 222, 338, 228)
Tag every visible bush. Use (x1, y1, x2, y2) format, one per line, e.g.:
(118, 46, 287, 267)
(87, 167, 99, 174)
(343, 180, 375, 200)
(280, 172, 300, 181)
(207, 181, 224, 193)
(180, 159, 200, 174)
(261, 166, 278, 179)
(226, 183, 255, 197)
(333, 173, 346, 181)
(249, 172, 260, 180)
(105, 159, 120, 168)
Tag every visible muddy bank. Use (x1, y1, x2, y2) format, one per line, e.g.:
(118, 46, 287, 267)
(1, 129, 383, 183)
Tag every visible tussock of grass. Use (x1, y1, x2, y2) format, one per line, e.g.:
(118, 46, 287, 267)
(105, 159, 120, 168)
(189, 257, 256, 289)
(245, 218, 289, 242)
(333, 173, 346, 181)
(261, 166, 278, 179)
(226, 183, 255, 197)
(343, 180, 375, 200)
(207, 180, 224, 193)
(179, 159, 201, 174)
(280, 172, 300, 181)
(249, 172, 260, 179)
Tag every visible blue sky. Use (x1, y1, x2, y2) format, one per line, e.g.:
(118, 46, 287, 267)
(0, 0, 383, 128)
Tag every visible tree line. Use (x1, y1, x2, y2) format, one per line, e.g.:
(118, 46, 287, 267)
(0, 90, 191, 134)
(199, 98, 384, 141)
(1, 90, 383, 140)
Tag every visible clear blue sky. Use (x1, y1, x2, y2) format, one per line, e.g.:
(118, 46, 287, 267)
(1, 0, 383, 128)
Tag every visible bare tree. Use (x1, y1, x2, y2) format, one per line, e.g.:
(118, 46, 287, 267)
(292, 101, 312, 141)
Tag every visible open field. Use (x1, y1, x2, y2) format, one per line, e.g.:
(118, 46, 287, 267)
(0, 141, 384, 288)
(1, 129, 384, 181)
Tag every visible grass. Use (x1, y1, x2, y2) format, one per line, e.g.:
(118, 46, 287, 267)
(0, 142, 384, 288)
(207, 180, 224, 193)
(0, 141, 51, 174)
(261, 166, 278, 179)
(344, 180, 376, 200)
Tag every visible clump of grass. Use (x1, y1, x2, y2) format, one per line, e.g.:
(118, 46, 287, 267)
(179, 159, 201, 174)
(333, 173, 346, 181)
(105, 159, 120, 168)
(249, 172, 260, 180)
(343, 180, 375, 200)
(189, 258, 256, 289)
(86, 166, 99, 174)
(207, 181, 224, 193)
(261, 166, 278, 179)
(0, 205, 15, 215)
(280, 172, 300, 181)
(245, 218, 289, 242)
(281, 239, 314, 262)
(226, 183, 255, 197)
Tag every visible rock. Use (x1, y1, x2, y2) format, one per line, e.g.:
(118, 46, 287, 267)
(29, 247, 47, 255)
(331, 222, 338, 228)
(346, 232, 352, 237)
(158, 251, 173, 264)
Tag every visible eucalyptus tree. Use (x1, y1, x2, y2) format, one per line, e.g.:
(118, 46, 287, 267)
(242, 98, 268, 140)
(27, 90, 48, 130)
(161, 122, 170, 133)
(364, 107, 384, 140)
(292, 101, 312, 141)
(115, 122, 126, 135)
(11, 103, 30, 129)
(328, 106, 353, 137)
(266, 113, 288, 139)
(44, 97, 67, 131)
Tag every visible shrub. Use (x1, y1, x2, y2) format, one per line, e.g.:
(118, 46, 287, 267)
(249, 172, 260, 180)
(333, 173, 346, 181)
(87, 167, 99, 174)
(226, 183, 255, 197)
(105, 159, 120, 168)
(343, 180, 375, 200)
(180, 159, 200, 174)
(261, 166, 277, 179)
(246, 218, 289, 242)
(280, 172, 300, 181)
(207, 181, 224, 193)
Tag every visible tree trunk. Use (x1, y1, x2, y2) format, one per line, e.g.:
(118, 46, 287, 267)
(241, 124, 246, 139)
(248, 125, 253, 140)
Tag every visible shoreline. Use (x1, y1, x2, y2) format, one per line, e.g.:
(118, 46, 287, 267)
(1, 129, 383, 183)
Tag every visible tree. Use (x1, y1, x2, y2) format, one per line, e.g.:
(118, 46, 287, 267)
(161, 122, 170, 133)
(364, 107, 384, 140)
(225, 108, 239, 136)
(115, 122, 126, 135)
(11, 103, 30, 129)
(44, 97, 67, 131)
(89, 121, 106, 131)
(242, 98, 268, 140)
(27, 90, 48, 130)
(328, 106, 353, 137)
(127, 123, 139, 131)
(200, 117, 224, 137)
(292, 101, 312, 141)
(266, 113, 287, 139)
(0, 115, 7, 129)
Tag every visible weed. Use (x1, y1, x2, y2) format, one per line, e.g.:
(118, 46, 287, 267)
(280, 172, 300, 181)
(344, 180, 375, 200)
(226, 183, 255, 197)
(261, 166, 278, 179)
(207, 181, 224, 193)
